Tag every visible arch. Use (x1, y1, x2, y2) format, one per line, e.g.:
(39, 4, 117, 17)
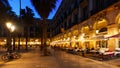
(73, 29, 78, 36)
(64, 34, 67, 38)
(116, 13, 120, 24)
(99, 27, 107, 33)
(81, 26, 90, 33)
(68, 32, 72, 37)
(93, 19, 108, 30)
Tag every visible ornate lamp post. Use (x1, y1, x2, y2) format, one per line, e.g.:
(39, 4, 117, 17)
(6, 22, 15, 52)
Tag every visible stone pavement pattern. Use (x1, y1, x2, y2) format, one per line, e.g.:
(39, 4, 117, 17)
(0, 48, 119, 68)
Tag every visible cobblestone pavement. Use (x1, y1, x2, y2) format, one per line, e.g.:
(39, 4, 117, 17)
(0, 48, 119, 68)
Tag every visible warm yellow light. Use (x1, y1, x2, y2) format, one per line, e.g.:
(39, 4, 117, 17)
(96, 30, 99, 34)
(4, 39, 6, 42)
(6, 22, 12, 29)
(64, 38, 65, 41)
(35, 39, 38, 42)
(11, 25, 15, 32)
(67, 37, 70, 40)
(74, 36, 76, 38)
(82, 33, 85, 36)
(6, 22, 15, 32)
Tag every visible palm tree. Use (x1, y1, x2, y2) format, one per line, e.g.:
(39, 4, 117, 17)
(20, 6, 34, 50)
(0, 0, 12, 52)
(0, 0, 11, 23)
(31, 0, 57, 55)
(0, 0, 22, 51)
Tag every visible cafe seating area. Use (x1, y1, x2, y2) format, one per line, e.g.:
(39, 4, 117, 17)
(64, 47, 120, 61)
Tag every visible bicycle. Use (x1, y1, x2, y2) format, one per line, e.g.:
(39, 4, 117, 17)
(1, 51, 21, 62)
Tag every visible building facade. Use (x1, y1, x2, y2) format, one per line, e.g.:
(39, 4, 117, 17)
(0, 18, 42, 49)
(50, 0, 120, 51)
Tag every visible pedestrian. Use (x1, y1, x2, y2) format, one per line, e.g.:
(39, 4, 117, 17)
(47, 46, 55, 56)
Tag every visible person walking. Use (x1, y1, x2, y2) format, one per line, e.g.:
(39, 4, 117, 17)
(47, 46, 55, 56)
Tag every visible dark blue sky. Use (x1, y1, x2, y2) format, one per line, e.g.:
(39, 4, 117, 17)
(8, 0, 62, 19)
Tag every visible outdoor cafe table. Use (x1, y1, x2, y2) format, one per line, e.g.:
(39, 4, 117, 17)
(90, 50, 99, 57)
(101, 51, 114, 60)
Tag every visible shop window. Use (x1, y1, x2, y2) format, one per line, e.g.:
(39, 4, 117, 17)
(85, 42, 90, 48)
(75, 42, 79, 47)
(96, 40, 108, 48)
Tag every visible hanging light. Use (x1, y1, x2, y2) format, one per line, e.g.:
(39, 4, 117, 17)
(96, 29, 99, 34)
(96, 21, 99, 34)
(82, 33, 85, 36)
(74, 36, 76, 38)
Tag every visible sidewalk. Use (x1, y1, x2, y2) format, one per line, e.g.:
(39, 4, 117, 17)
(55, 51, 120, 68)
(80, 53, 120, 67)
(0, 48, 60, 68)
(67, 51, 120, 67)
(0, 48, 119, 68)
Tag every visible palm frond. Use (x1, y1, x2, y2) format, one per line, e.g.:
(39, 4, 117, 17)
(31, 0, 57, 19)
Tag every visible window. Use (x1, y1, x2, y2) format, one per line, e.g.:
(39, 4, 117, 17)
(89, 0, 93, 11)
(74, 14, 78, 24)
(82, 5, 88, 20)
(85, 42, 90, 48)
(93, 0, 105, 12)
(96, 40, 108, 48)
(99, 27, 107, 33)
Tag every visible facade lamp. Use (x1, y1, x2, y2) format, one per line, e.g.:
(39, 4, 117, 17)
(74, 36, 76, 38)
(96, 21, 99, 34)
(96, 29, 99, 34)
(82, 33, 85, 36)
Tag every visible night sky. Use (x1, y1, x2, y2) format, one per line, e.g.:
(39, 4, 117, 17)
(8, 0, 62, 19)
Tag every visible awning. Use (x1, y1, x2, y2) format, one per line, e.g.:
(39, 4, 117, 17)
(90, 35, 105, 39)
(107, 33, 120, 38)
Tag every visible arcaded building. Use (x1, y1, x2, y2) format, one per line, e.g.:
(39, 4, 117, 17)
(50, 0, 120, 51)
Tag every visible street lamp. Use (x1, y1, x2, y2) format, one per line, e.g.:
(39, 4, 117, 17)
(6, 22, 15, 52)
(6, 22, 12, 29)
(6, 22, 15, 32)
